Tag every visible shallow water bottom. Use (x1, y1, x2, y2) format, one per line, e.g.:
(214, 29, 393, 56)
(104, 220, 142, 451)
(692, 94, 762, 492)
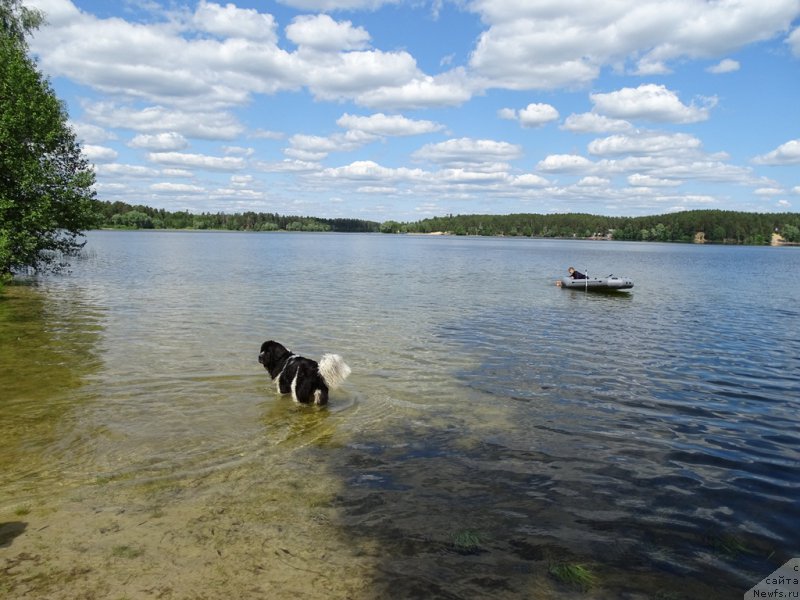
(1, 413, 750, 600)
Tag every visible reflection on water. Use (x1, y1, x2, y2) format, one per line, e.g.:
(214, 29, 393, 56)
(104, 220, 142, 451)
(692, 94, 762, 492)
(0, 231, 798, 599)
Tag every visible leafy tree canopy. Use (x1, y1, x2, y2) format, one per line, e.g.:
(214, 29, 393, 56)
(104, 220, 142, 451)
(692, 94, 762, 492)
(0, 0, 97, 280)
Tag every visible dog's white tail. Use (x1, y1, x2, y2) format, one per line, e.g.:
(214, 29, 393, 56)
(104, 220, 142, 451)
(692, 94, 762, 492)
(318, 354, 351, 389)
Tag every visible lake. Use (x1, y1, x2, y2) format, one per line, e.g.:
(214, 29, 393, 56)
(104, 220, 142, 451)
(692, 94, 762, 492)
(1, 230, 798, 599)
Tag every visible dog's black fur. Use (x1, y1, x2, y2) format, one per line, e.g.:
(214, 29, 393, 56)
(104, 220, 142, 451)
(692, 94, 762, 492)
(258, 340, 350, 405)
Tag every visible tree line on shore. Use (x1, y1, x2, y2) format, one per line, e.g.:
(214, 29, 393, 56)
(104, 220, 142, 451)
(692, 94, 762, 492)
(94, 200, 377, 233)
(99, 201, 800, 245)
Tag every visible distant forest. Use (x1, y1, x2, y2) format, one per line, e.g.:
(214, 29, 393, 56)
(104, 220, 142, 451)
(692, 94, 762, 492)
(93, 200, 379, 233)
(94, 201, 800, 245)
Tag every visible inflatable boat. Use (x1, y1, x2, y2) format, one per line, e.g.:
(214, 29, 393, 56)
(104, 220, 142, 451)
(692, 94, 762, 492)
(559, 274, 634, 291)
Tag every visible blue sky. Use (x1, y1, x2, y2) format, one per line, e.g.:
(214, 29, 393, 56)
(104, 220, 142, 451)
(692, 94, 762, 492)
(26, 0, 800, 222)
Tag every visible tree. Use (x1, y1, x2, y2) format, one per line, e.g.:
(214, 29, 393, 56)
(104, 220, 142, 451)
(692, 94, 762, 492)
(0, 0, 97, 280)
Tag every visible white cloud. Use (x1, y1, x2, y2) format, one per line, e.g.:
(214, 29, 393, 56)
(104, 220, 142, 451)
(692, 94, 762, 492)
(72, 122, 116, 144)
(83, 144, 119, 162)
(285, 132, 370, 161)
(285, 14, 370, 52)
(223, 146, 255, 157)
(536, 154, 594, 173)
(789, 27, 800, 57)
(150, 182, 206, 193)
(355, 69, 473, 109)
(276, 0, 399, 9)
(628, 174, 681, 187)
(589, 132, 703, 156)
(336, 113, 444, 136)
(129, 132, 189, 151)
(161, 169, 194, 178)
(499, 103, 559, 128)
(251, 129, 284, 140)
(467, 0, 799, 90)
(413, 138, 523, 167)
(193, 0, 278, 42)
(95, 163, 159, 178)
(301, 48, 422, 102)
(561, 113, 633, 134)
(707, 58, 740, 74)
(752, 140, 800, 165)
(755, 187, 784, 196)
(321, 160, 426, 182)
(258, 159, 321, 173)
(511, 174, 549, 187)
(147, 152, 246, 171)
(590, 84, 714, 124)
(84, 103, 244, 140)
(230, 175, 254, 187)
(577, 176, 610, 187)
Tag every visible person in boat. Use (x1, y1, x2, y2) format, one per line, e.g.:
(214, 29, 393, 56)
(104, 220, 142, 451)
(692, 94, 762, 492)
(567, 267, 587, 279)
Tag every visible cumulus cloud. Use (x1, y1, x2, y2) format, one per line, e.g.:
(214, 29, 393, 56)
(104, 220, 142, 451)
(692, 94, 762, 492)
(193, 0, 278, 42)
(590, 84, 714, 123)
(286, 14, 370, 51)
(277, 0, 399, 9)
(707, 58, 740, 74)
(337, 113, 444, 136)
(72, 122, 116, 144)
(755, 187, 784, 196)
(588, 132, 703, 156)
(284, 131, 373, 161)
(577, 176, 610, 187)
(147, 152, 246, 171)
(150, 182, 205, 193)
(355, 69, 473, 109)
(628, 173, 681, 187)
(95, 163, 159, 178)
(321, 160, 426, 182)
(536, 154, 594, 173)
(84, 103, 244, 140)
(499, 103, 559, 128)
(412, 138, 523, 168)
(82, 144, 119, 162)
(467, 0, 799, 90)
(512, 174, 549, 187)
(28, 0, 428, 112)
(789, 27, 800, 56)
(752, 140, 800, 165)
(129, 132, 189, 151)
(561, 113, 633, 134)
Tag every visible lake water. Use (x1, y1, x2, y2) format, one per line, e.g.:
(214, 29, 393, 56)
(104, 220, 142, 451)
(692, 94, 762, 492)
(1, 230, 798, 599)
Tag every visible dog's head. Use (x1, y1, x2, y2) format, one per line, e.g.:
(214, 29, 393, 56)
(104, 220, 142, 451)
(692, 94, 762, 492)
(258, 340, 290, 375)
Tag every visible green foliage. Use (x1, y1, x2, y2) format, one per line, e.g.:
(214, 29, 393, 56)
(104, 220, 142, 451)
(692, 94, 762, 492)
(0, 1, 97, 276)
(94, 201, 800, 245)
(94, 200, 380, 233)
(781, 224, 800, 243)
(451, 529, 482, 554)
(391, 210, 800, 245)
(548, 562, 596, 591)
(1, 0, 44, 48)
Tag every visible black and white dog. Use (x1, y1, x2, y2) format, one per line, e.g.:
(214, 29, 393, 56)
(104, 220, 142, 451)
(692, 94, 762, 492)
(258, 340, 351, 406)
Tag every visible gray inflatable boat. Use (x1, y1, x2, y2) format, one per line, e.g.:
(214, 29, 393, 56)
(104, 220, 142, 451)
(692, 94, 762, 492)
(559, 274, 634, 291)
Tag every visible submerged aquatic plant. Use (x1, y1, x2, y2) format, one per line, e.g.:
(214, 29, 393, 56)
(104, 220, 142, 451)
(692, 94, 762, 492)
(451, 529, 482, 554)
(548, 562, 595, 591)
